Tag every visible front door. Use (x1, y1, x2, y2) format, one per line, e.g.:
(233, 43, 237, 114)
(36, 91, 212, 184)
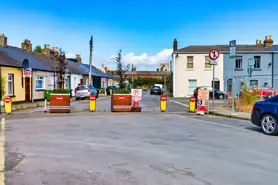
(25, 78, 31, 101)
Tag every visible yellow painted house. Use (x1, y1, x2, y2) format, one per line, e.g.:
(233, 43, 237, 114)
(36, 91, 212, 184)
(0, 51, 26, 102)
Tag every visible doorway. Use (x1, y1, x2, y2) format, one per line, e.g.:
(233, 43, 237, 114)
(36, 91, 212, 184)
(25, 78, 31, 101)
(212, 78, 220, 90)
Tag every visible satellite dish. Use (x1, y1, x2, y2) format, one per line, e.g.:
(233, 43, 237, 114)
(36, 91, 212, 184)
(22, 59, 30, 68)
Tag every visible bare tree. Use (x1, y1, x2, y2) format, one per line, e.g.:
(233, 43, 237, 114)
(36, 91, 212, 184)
(111, 49, 130, 89)
(51, 48, 68, 90)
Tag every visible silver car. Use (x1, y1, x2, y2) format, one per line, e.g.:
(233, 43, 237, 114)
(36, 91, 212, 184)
(75, 85, 98, 100)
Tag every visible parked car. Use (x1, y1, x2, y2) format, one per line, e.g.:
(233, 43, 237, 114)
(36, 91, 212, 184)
(106, 86, 119, 95)
(193, 86, 225, 100)
(251, 95, 278, 135)
(75, 85, 98, 100)
(240, 86, 276, 99)
(150, 86, 163, 95)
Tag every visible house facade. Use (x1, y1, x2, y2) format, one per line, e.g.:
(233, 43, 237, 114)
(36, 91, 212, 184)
(172, 40, 224, 98)
(0, 35, 54, 102)
(223, 36, 277, 95)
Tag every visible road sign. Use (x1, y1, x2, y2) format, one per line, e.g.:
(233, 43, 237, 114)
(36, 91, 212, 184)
(198, 90, 209, 101)
(229, 40, 236, 59)
(4, 97, 11, 104)
(131, 89, 142, 100)
(209, 49, 219, 60)
(119, 96, 125, 100)
(209, 60, 218, 65)
(23, 67, 32, 78)
(57, 96, 63, 102)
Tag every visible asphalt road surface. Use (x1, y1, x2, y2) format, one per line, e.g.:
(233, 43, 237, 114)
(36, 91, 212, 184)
(2, 105, 278, 184)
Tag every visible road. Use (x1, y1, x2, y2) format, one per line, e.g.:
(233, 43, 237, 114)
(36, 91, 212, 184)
(1, 94, 278, 185)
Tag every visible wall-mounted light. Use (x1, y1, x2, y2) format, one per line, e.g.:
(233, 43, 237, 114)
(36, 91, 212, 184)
(175, 54, 179, 58)
(268, 62, 272, 68)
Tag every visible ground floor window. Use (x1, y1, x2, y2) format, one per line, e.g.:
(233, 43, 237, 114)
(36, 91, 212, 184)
(8, 74, 14, 96)
(250, 80, 258, 88)
(36, 76, 45, 89)
(188, 79, 197, 94)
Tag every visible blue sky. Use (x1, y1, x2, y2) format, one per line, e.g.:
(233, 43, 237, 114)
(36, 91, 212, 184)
(1, 0, 278, 70)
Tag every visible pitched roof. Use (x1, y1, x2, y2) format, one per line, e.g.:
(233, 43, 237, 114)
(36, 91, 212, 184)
(125, 71, 171, 75)
(0, 50, 21, 67)
(174, 45, 277, 54)
(0, 46, 53, 71)
(77, 63, 113, 78)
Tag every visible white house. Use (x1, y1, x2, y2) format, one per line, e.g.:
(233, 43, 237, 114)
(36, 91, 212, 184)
(172, 39, 224, 98)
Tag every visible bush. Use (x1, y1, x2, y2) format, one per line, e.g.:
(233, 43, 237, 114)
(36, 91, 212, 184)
(240, 85, 259, 105)
(50, 89, 71, 94)
(113, 89, 131, 94)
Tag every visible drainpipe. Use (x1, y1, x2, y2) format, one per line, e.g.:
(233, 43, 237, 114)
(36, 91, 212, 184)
(31, 69, 34, 102)
(272, 52, 274, 88)
(0, 66, 2, 114)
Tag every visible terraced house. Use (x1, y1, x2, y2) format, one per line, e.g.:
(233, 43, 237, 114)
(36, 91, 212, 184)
(0, 34, 54, 102)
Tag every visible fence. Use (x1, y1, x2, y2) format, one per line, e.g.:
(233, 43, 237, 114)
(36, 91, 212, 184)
(224, 75, 278, 110)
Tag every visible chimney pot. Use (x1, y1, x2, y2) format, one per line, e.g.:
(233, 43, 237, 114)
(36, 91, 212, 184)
(0, 34, 8, 47)
(269, 35, 273, 40)
(173, 39, 178, 52)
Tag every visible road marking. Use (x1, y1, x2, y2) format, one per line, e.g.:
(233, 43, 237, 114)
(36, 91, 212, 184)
(170, 100, 189, 107)
(0, 118, 5, 185)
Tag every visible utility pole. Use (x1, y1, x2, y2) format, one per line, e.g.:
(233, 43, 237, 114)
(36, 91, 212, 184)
(89, 36, 93, 85)
(164, 71, 167, 92)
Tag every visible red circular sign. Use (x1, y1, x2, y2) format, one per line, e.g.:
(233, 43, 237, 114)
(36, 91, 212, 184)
(90, 96, 96, 101)
(209, 49, 220, 60)
(4, 97, 11, 103)
(119, 96, 125, 100)
(57, 96, 63, 102)
(161, 96, 167, 101)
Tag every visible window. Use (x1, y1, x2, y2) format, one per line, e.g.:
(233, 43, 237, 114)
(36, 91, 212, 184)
(8, 74, 14, 96)
(36, 76, 45, 89)
(187, 56, 194, 69)
(250, 80, 258, 88)
(205, 56, 211, 68)
(254, 56, 261, 69)
(188, 79, 197, 94)
(235, 56, 242, 69)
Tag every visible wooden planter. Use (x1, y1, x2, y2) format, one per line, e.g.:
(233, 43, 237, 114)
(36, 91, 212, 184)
(50, 94, 71, 113)
(111, 94, 132, 112)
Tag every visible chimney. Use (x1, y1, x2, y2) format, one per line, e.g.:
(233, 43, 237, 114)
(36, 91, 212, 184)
(42, 44, 51, 57)
(0, 34, 8, 47)
(264, 35, 273, 47)
(173, 39, 178, 52)
(75, 54, 82, 63)
(256, 39, 264, 46)
(52, 47, 59, 58)
(21, 39, 32, 52)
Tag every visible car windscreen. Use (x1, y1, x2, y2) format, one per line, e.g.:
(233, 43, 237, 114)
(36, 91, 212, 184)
(77, 86, 87, 90)
(152, 86, 161, 90)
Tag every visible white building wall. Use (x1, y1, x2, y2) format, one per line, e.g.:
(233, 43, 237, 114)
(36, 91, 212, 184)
(70, 74, 83, 96)
(174, 53, 224, 97)
(223, 53, 274, 93)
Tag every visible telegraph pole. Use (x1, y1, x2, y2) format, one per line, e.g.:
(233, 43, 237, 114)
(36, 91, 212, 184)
(89, 36, 93, 85)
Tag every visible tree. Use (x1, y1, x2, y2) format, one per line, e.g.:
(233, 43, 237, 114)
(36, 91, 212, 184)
(111, 49, 130, 89)
(34, 45, 43, 54)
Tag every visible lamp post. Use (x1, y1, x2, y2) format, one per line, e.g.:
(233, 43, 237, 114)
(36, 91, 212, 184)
(89, 36, 93, 85)
(164, 71, 167, 92)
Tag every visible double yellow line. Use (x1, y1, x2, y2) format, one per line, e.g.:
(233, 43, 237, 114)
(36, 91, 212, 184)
(0, 117, 5, 185)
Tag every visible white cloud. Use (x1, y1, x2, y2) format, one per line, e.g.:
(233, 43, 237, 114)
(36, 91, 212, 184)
(108, 49, 172, 67)
(66, 53, 76, 58)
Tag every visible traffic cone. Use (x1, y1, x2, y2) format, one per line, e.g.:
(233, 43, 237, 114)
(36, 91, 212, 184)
(133, 100, 139, 108)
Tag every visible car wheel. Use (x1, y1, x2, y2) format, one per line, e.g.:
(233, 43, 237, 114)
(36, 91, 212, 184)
(75, 97, 79, 101)
(218, 94, 224, 100)
(260, 114, 278, 135)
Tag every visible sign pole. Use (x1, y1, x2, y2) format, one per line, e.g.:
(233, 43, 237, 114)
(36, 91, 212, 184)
(212, 65, 215, 104)
(229, 40, 236, 112)
(209, 49, 220, 106)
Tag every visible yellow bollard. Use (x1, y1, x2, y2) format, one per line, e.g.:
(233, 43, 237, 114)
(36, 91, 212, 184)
(110, 89, 112, 96)
(160, 95, 167, 112)
(189, 97, 196, 112)
(90, 96, 96, 112)
(4, 97, 12, 114)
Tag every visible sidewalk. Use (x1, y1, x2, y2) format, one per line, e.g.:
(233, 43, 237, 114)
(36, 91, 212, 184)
(209, 103, 251, 120)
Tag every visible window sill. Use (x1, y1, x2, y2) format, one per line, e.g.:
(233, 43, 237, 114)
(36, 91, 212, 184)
(204, 68, 212, 71)
(8, 95, 16, 98)
(234, 69, 244, 71)
(252, 69, 262, 71)
(186, 69, 195, 71)
(36, 89, 45, 91)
